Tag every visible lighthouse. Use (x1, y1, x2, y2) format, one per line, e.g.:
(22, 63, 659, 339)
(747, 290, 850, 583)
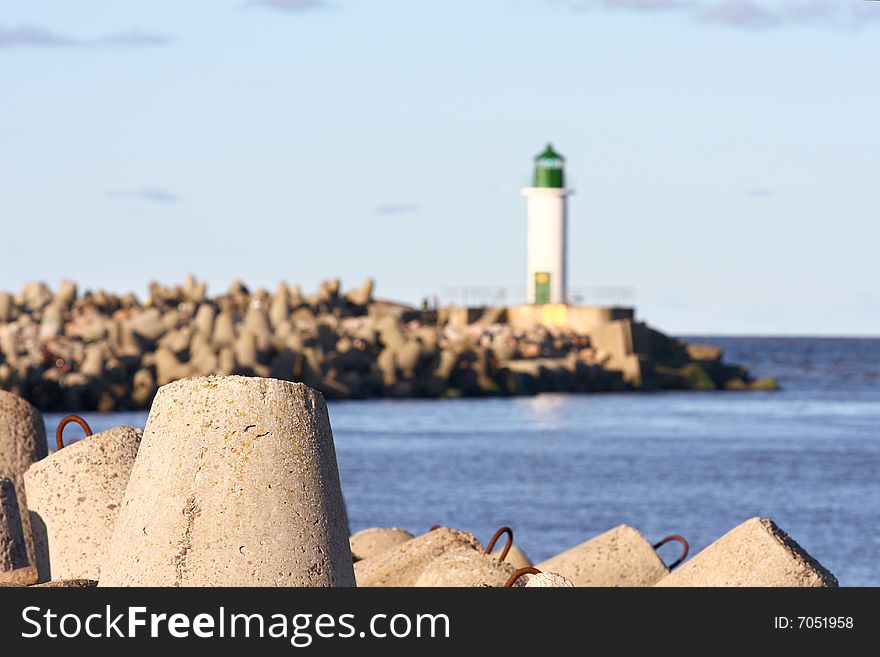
(522, 144, 573, 305)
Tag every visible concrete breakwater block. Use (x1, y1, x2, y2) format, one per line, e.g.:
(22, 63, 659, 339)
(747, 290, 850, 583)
(32, 579, 98, 588)
(655, 517, 838, 587)
(0, 390, 47, 568)
(355, 527, 482, 587)
(500, 566, 571, 588)
(0, 477, 29, 577)
(0, 566, 39, 586)
(493, 543, 533, 570)
(100, 375, 355, 587)
(413, 548, 517, 587)
(525, 572, 574, 587)
(350, 527, 414, 562)
(537, 525, 669, 587)
(23, 425, 142, 581)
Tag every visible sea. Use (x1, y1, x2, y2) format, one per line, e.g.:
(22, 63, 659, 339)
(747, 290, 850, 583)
(43, 337, 880, 586)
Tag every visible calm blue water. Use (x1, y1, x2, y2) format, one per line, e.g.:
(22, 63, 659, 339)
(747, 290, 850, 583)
(44, 337, 880, 586)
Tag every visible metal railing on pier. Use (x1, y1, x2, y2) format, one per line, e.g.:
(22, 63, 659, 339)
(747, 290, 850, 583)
(438, 286, 635, 308)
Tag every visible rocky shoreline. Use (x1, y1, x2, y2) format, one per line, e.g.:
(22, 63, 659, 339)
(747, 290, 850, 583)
(0, 277, 776, 412)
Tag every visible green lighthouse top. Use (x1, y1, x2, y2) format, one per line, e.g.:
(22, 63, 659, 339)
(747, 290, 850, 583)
(533, 143, 565, 188)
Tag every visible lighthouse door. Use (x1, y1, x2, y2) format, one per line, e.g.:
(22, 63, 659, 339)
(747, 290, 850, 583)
(534, 272, 551, 305)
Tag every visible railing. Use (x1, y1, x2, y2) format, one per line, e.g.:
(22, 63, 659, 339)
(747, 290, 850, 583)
(439, 286, 635, 308)
(568, 286, 635, 306)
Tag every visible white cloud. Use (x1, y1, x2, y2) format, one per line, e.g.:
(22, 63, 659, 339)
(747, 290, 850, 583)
(248, 0, 329, 11)
(0, 23, 172, 49)
(372, 203, 419, 216)
(562, 0, 880, 30)
(699, 1, 780, 28)
(746, 188, 776, 199)
(0, 24, 76, 48)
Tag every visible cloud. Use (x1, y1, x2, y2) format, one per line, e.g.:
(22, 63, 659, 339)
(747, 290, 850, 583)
(699, 1, 780, 28)
(372, 203, 419, 216)
(0, 23, 172, 49)
(779, 1, 880, 30)
(247, 0, 329, 11)
(563, 0, 692, 11)
(746, 187, 775, 199)
(702, 2, 880, 30)
(107, 188, 181, 204)
(94, 30, 174, 47)
(601, 0, 693, 10)
(0, 24, 77, 48)
(561, 0, 880, 30)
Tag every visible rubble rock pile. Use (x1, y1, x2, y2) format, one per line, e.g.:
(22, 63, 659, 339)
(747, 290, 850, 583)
(0, 277, 776, 411)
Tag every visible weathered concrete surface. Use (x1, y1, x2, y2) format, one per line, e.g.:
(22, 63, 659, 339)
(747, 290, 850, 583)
(537, 525, 668, 587)
(655, 517, 838, 587)
(492, 543, 532, 570)
(414, 548, 517, 587)
(588, 320, 650, 386)
(24, 426, 142, 581)
(0, 477, 29, 575)
(100, 376, 354, 587)
(0, 565, 38, 586)
(0, 391, 47, 567)
(524, 571, 574, 587)
(507, 304, 634, 334)
(32, 579, 97, 588)
(355, 527, 482, 587)
(350, 527, 413, 562)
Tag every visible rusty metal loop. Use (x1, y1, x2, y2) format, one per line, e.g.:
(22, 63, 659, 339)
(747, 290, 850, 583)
(484, 526, 514, 562)
(503, 566, 541, 588)
(55, 415, 93, 451)
(652, 534, 689, 570)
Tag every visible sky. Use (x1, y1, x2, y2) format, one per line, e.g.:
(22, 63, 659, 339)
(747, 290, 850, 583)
(0, 0, 877, 335)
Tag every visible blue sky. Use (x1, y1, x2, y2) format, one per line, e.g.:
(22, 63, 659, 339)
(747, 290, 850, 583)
(1, 0, 877, 335)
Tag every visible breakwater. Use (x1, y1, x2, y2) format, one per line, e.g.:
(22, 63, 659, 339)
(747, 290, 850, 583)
(0, 277, 775, 411)
(2, 377, 837, 587)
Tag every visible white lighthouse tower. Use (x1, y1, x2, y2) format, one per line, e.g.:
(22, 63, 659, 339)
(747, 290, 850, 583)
(522, 144, 572, 305)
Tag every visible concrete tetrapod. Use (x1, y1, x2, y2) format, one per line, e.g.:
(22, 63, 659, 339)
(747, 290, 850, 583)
(524, 572, 574, 587)
(413, 548, 518, 587)
(484, 525, 532, 569)
(492, 544, 533, 570)
(536, 525, 670, 587)
(350, 527, 414, 562)
(23, 423, 142, 581)
(32, 579, 98, 588)
(0, 390, 47, 568)
(0, 567, 38, 586)
(354, 527, 482, 587)
(100, 375, 355, 587)
(655, 517, 838, 587)
(0, 477, 29, 581)
(500, 566, 570, 588)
